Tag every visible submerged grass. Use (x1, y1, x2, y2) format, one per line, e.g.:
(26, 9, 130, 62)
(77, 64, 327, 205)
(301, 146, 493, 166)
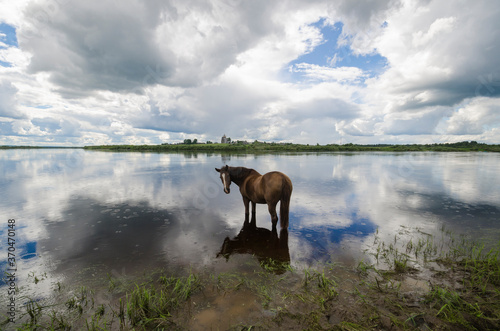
(3, 226, 499, 330)
(126, 273, 201, 328)
(360, 226, 500, 330)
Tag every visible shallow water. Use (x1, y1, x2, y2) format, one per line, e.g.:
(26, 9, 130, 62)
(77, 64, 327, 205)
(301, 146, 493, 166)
(1, 150, 500, 301)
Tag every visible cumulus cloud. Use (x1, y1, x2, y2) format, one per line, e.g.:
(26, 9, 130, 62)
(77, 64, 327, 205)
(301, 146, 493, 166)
(290, 63, 366, 83)
(445, 98, 500, 135)
(0, 0, 499, 145)
(367, 1, 500, 109)
(18, 0, 286, 97)
(0, 80, 23, 119)
(379, 106, 451, 135)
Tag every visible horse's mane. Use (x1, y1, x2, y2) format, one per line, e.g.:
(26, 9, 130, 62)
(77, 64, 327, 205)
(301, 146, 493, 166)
(229, 167, 260, 184)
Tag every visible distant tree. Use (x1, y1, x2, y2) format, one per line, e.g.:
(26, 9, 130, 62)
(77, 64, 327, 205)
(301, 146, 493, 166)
(183, 139, 192, 144)
(206, 141, 213, 144)
(227, 137, 232, 144)
(193, 138, 198, 144)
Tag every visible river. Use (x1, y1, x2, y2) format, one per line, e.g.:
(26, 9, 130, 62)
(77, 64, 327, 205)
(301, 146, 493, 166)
(1, 149, 499, 303)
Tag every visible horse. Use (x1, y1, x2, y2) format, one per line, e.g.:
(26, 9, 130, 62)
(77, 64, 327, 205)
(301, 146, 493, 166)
(215, 165, 293, 229)
(217, 218, 290, 274)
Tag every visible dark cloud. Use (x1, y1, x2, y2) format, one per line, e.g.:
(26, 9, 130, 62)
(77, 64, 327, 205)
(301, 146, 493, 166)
(379, 1, 500, 112)
(132, 79, 273, 138)
(335, 0, 402, 30)
(2, 0, 499, 145)
(22, 0, 172, 97)
(382, 108, 449, 136)
(31, 117, 61, 132)
(19, 0, 282, 98)
(133, 100, 198, 135)
(287, 98, 361, 121)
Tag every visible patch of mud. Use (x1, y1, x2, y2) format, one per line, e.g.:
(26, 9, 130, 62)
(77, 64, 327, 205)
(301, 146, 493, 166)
(400, 276, 430, 293)
(188, 288, 262, 330)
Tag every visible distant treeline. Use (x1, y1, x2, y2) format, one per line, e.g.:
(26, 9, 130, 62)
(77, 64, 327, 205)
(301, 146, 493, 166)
(83, 141, 500, 152)
(0, 146, 74, 149)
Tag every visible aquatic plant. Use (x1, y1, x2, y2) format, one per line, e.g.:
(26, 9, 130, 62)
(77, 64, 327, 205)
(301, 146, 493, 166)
(126, 273, 201, 328)
(6, 226, 499, 330)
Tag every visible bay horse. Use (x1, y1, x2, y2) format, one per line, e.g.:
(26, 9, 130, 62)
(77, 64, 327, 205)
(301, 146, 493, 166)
(217, 220, 290, 274)
(215, 165, 293, 229)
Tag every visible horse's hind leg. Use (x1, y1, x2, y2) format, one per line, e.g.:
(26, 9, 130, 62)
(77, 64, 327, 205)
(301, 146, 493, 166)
(268, 202, 278, 228)
(251, 201, 256, 225)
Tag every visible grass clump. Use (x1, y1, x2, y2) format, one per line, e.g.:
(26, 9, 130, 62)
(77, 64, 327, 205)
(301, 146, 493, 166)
(360, 226, 500, 330)
(303, 268, 338, 301)
(4, 227, 499, 330)
(126, 273, 201, 328)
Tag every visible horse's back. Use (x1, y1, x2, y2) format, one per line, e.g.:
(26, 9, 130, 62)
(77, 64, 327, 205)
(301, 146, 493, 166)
(264, 171, 292, 186)
(261, 171, 292, 201)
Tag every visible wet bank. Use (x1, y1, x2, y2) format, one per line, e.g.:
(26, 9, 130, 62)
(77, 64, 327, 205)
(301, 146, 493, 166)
(2, 226, 499, 330)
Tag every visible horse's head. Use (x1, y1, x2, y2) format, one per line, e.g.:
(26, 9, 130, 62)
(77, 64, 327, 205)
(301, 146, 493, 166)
(215, 165, 231, 194)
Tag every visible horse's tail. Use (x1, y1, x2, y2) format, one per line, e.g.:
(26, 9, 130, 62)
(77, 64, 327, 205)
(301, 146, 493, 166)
(280, 175, 293, 229)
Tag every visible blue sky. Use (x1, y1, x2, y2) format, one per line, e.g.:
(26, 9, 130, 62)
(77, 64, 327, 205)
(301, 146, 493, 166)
(0, 23, 18, 48)
(0, 0, 499, 146)
(0, 23, 17, 67)
(288, 20, 389, 82)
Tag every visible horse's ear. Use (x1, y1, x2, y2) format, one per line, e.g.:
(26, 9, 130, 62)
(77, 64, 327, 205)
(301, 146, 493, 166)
(215, 168, 221, 172)
(224, 165, 229, 170)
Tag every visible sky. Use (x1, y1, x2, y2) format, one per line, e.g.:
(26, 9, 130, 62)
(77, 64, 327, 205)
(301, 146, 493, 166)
(0, 0, 499, 146)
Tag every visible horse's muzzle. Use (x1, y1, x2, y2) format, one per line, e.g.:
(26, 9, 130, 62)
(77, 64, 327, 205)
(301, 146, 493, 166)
(224, 188, 230, 194)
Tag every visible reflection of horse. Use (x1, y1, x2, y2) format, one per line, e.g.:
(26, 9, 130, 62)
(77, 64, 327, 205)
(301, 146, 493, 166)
(215, 165, 293, 229)
(217, 217, 290, 274)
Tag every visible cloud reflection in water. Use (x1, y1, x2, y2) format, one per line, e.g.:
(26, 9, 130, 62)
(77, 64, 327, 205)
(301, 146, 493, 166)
(1, 150, 499, 288)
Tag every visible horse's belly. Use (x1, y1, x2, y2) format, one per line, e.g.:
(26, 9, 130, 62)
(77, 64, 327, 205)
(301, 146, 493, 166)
(244, 189, 266, 204)
(253, 196, 267, 204)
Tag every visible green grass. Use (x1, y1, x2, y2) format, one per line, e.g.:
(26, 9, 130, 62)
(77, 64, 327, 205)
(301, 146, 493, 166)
(82, 140, 500, 153)
(126, 273, 201, 328)
(5, 226, 499, 330)
(362, 226, 500, 329)
(3, 141, 500, 153)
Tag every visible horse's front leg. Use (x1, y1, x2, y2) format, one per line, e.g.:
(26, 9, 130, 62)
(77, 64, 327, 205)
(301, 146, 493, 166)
(243, 196, 250, 223)
(267, 202, 278, 229)
(251, 201, 256, 218)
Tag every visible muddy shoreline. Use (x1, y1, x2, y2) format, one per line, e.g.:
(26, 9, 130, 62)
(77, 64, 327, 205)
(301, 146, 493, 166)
(2, 226, 499, 330)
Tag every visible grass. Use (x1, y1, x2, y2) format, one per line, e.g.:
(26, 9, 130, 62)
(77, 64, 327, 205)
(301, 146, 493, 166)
(360, 226, 500, 329)
(126, 273, 201, 328)
(81, 140, 500, 153)
(4, 226, 499, 330)
(303, 269, 338, 301)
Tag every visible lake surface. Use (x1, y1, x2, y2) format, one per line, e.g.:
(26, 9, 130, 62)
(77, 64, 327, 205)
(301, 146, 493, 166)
(1, 149, 500, 299)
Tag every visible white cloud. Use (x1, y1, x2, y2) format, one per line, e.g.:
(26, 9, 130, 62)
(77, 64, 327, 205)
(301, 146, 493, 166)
(368, 1, 500, 105)
(445, 98, 500, 135)
(0, 80, 23, 119)
(290, 63, 366, 82)
(412, 16, 456, 47)
(0, 0, 499, 146)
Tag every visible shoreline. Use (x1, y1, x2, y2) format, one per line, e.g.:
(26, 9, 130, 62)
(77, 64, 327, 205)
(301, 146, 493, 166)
(84, 141, 500, 153)
(3, 226, 499, 330)
(2, 141, 500, 153)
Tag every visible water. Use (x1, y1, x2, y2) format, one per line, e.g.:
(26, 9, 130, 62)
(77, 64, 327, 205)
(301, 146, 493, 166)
(1, 149, 500, 298)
